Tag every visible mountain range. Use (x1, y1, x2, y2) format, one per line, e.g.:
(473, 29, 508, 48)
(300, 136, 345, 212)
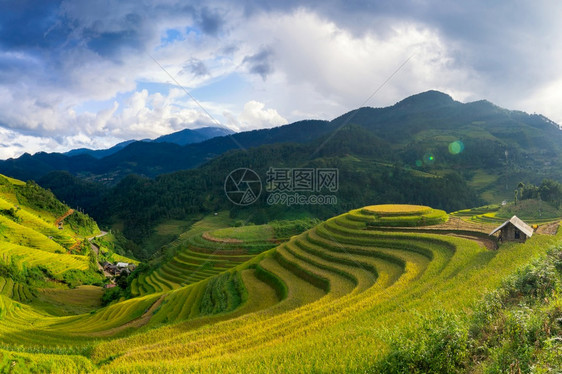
(1, 90, 561, 252)
(64, 126, 235, 160)
(2, 91, 561, 187)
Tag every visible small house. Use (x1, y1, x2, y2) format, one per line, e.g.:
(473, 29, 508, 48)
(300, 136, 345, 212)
(116, 262, 129, 268)
(489, 215, 534, 243)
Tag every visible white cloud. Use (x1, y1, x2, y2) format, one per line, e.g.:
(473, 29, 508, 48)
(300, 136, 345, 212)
(226, 100, 287, 131)
(1, 1, 562, 159)
(226, 9, 476, 119)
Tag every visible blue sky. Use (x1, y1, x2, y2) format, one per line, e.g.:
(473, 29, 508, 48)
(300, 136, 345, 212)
(0, 0, 561, 158)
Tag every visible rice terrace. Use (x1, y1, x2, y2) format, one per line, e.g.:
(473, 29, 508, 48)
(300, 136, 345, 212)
(0, 170, 561, 372)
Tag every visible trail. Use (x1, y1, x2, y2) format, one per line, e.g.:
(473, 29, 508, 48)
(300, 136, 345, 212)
(88, 231, 108, 256)
(88, 231, 109, 275)
(54, 208, 74, 227)
(536, 221, 560, 235)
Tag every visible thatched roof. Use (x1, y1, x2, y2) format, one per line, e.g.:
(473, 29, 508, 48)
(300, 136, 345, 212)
(489, 215, 534, 238)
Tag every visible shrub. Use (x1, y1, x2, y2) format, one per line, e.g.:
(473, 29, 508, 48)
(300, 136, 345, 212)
(375, 312, 469, 373)
(101, 287, 123, 306)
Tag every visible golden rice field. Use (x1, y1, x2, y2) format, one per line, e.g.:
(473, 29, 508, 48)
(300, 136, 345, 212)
(0, 203, 560, 373)
(357, 204, 448, 227)
(362, 203, 432, 216)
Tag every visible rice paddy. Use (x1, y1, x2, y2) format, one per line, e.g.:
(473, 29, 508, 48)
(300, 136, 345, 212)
(0, 195, 559, 372)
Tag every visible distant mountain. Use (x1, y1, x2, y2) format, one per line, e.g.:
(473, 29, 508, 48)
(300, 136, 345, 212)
(153, 126, 234, 145)
(64, 139, 140, 159)
(0, 120, 331, 183)
(62, 126, 234, 160)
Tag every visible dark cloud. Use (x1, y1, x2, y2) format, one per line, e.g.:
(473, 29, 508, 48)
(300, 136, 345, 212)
(243, 47, 274, 80)
(197, 7, 225, 36)
(186, 59, 210, 77)
(0, 0, 67, 49)
(85, 28, 143, 57)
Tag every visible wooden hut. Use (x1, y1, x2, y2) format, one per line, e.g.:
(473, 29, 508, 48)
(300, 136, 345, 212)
(489, 215, 534, 243)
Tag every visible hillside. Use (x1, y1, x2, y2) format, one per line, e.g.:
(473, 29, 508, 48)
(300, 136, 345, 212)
(9, 91, 559, 252)
(0, 204, 560, 372)
(0, 174, 110, 306)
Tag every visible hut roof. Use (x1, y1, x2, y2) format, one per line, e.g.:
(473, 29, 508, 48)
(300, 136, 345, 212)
(489, 215, 534, 238)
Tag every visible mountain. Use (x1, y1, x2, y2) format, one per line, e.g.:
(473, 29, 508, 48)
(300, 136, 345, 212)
(64, 139, 140, 159)
(61, 126, 234, 160)
(0, 120, 329, 183)
(1, 91, 560, 187)
(153, 126, 234, 145)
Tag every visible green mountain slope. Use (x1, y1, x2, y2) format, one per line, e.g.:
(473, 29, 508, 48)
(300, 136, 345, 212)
(0, 174, 106, 303)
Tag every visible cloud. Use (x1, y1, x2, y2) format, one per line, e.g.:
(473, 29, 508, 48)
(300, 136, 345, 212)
(183, 58, 210, 77)
(0, 0, 561, 159)
(242, 47, 274, 80)
(226, 100, 287, 131)
(196, 6, 225, 36)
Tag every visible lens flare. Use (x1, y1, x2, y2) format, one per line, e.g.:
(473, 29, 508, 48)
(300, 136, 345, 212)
(448, 140, 464, 155)
(423, 153, 435, 165)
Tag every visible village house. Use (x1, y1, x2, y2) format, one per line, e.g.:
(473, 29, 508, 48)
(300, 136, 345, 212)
(489, 215, 534, 243)
(102, 261, 134, 276)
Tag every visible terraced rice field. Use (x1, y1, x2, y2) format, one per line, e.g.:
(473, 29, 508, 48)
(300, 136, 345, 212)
(358, 204, 448, 226)
(0, 242, 89, 275)
(0, 277, 35, 303)
(1, 204, 559, 372)
(131, 223, 278, 297)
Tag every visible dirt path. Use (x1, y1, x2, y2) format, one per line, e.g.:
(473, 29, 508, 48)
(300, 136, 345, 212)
(88, 231, 108, 256)
(442, 233, 498, 250)
(87, 231, 109, 274)
(536, 221, 560, 235)
(202, 231, 243, 244)
(55, 208, 74, 227)
(90, 295, 166, 337)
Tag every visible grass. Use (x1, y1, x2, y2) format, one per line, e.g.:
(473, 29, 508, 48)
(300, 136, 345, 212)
(33, 286, 104, 315)
(495, 198, 562, 222)
(131, 218, 313, 297)
(453, 200, 562, 225)
(0, 242, 89, 275)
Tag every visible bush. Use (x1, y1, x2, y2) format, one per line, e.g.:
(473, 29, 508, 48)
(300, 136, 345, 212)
(101, 287, 123, 306)
(375, 312, 469, 373)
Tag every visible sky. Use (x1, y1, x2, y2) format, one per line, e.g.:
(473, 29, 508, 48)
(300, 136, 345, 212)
(0, 0, 561, 159)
